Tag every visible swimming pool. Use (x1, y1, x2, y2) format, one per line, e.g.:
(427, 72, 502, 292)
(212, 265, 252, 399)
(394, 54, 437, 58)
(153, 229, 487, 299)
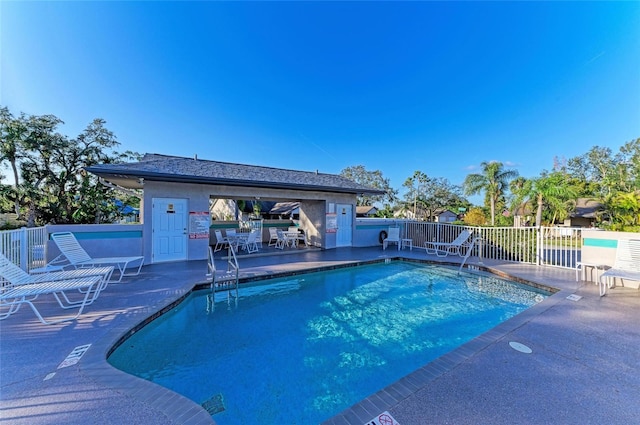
(108, 261, 548, 424)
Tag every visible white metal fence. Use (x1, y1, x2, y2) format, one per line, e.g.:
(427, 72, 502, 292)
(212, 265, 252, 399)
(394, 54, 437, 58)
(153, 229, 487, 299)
(0, 226, 49, 272)
(537, 226, 582, 269)
(404, 222, 581, 269)
(0, 223, 582, 280)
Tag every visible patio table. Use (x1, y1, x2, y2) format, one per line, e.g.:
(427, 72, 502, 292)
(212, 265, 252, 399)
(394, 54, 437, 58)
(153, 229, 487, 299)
(283, 231, 301, 247)
(226, 233, 249, 251)
(401, 238, 413, 251)
(575, 262, 609, 283)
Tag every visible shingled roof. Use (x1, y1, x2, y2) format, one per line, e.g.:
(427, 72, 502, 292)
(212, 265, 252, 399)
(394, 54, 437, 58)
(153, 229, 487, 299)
(85, 153, 385, 195)
(571, 198, 604, 219)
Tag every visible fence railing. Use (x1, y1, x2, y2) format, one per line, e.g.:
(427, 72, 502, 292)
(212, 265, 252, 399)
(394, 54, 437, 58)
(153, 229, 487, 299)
(404, 222, 581, 269)
(537, 226, 582, 269)
(0, 224, 582, 278)
(0, 226, 49, 272)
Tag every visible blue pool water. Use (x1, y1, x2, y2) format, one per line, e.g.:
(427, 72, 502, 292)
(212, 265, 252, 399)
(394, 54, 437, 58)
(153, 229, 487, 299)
(108, 262, 547, 424)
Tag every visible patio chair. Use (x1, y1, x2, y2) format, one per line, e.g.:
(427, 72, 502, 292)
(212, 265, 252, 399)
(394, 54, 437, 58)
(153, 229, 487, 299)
(296, 229, 310, 247)
(382, 227, 401, 250)
(50, 232, 143, 282)
(425, 229, 474, 258)
(286, 227, 309, 247)
(275, 230, 287, 250)
(0, 275, 104, 324)
(268, 228, 279, 246)
(0, 253, 113, 304)
(213, 230, 229, 253)
(241, 230, 260, 254)
(598, 239, 640, 296)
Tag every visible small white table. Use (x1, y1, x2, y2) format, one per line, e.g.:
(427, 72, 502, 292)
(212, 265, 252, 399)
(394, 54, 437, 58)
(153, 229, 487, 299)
(575, 262, 608, 283)
(401, 238, 413, 251)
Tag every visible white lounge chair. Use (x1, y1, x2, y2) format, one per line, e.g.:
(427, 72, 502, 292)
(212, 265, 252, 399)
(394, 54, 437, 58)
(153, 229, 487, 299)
(382, 227, 401, 250)
(50, 232, 143, 282)
(0, 275, 104, 324)
(0, 253, 113, 304)
(598, 239, 640, 296)
(425, 229, 474, 258)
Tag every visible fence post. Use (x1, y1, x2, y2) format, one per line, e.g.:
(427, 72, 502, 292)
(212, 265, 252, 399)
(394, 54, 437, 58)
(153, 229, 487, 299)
(19, 227, 28, 271)
(536, 226, 542, 266)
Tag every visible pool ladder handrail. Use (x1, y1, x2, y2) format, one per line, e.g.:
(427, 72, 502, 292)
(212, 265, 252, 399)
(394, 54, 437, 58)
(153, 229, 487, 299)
(207, 245, 240, 291)
(458, 236, 484, 274)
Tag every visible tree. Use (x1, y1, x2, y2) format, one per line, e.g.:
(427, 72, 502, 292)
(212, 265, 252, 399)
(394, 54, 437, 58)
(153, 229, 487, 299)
(402, 171, 430, 219)
(509, 171, 579, 227)
(0, 107, 139, 226)
(607, 191, 640, 230)
(464, 207, 487, 226)
(402, 171, 469, 220)
(463, 161, 518, 226)
(374, 204, 395, 218)
(531, 171, 578, 226)
(340, 165, 398, 207)
(566, 139, 640, 229)
(509, 176, 531, 214)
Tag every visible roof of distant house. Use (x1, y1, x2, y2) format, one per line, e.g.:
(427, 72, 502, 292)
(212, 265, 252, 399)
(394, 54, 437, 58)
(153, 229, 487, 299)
(433, 208, 457, 215)
(514, 198, 604, 219)
(85, 153, 384, 195)
(269, 202, 299, 215)
(571, 198, 604, 219)
(356, 206, 378, 215)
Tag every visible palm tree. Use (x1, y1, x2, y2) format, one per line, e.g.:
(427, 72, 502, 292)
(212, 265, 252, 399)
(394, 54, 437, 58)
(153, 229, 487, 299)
(530, 172, 578, 227)
(0, 107, 27, 215)
(464, 161, 518, 226)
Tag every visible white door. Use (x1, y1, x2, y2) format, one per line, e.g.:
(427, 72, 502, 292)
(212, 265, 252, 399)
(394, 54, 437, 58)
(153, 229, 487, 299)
(336, 204, 353, 247)
(152, 198, 188, 263)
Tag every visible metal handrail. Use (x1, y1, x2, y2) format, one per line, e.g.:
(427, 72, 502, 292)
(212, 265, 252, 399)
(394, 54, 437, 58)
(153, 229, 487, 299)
(459, 237, 483, 273)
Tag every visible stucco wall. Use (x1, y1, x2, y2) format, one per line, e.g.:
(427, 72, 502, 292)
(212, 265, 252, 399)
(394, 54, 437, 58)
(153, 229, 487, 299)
(141, 181, 358, 261)
(142, 181, 211, 264)
(354, 218, 409, 247)
(300, 200, 326, 247)
(581, 230, 640, 264)
(45, 223, 144, 263)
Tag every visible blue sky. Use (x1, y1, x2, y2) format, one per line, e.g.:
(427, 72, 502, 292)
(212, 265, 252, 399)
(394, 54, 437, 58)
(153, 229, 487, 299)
(2, 1, 639, 204)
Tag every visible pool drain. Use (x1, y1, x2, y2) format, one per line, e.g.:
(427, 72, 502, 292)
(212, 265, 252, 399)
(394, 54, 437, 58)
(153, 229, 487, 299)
(201, 393, 225, 415)
(509, 341, 532, 354)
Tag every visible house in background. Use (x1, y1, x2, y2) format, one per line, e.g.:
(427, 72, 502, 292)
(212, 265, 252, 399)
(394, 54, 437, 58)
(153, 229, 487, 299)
(356, 206, 378, 217)
(393, 207, 459, 222)
(114, 199, 140, 223)
(393, 207, 415, 219)
(513, 204, 534, 227)
(210, 199, 278, 221)
(513, 198, 604, 228)
(267, 202, 299, 220)
(433, 209, 458, 223)
(564, 198, 604, 227)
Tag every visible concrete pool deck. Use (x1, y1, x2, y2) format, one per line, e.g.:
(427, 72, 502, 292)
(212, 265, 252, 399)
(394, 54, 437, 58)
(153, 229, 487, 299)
(1, 247, 639, 424)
